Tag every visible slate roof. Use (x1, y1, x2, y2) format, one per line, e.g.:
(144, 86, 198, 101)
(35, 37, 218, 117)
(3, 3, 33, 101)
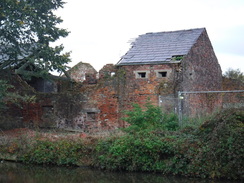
(117, 28, 205, 65)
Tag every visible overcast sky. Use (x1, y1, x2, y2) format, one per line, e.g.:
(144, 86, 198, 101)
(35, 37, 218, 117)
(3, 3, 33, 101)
(55, 0, 244, 73)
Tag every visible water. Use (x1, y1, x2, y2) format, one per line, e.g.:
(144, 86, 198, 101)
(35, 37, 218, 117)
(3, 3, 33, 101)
(0, 161, 239, 183)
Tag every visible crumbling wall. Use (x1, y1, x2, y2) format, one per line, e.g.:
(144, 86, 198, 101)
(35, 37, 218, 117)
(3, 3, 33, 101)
(22, 92, 87, 129)
(79, 64, 120, 131)
(22, 64, 122, 132)
(67, 62, 97, 82)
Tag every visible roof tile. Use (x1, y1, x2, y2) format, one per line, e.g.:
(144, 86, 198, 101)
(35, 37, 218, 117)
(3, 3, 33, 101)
(117, 28, 205, 65)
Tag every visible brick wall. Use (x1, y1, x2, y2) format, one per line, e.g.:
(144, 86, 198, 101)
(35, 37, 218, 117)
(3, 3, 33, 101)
(116, 64, 179, 119)
(179, 29, 223, 116)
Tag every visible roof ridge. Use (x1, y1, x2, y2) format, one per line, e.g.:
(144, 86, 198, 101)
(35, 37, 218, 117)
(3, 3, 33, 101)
(144, 27, 205, 35)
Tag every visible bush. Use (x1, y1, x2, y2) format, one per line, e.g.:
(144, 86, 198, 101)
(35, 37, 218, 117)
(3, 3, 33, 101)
(122, 103, 179, 133)
(168, 108, 244, 179)
(191, 108, 244, 179)
(21, 139, 84, 166)
(96, 108, 243, 179)
(95, 132, 177, 172)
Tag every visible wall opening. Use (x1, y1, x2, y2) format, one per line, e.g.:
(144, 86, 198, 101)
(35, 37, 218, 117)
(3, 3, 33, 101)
(138, 72, 146, 78)
(158, 71, 167, 78)
(134, 70, 149, 79)
(86, 112, 96, 121)
(155, 69, 171, 78)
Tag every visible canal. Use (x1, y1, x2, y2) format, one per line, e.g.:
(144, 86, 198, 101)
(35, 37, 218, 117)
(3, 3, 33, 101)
(0, 161, 239, 183)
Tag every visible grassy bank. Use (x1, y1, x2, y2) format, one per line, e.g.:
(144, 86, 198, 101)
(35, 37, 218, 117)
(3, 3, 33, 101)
(0, 106, 243, 180)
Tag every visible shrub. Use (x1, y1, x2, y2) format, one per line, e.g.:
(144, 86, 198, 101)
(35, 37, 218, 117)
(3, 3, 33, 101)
(169, 108, 244, 179)
(21, 139, 84, 166)
(192, 108, 244, 179)
(122, 103, 179, 133)
(96, 107, 243, 179)
(95, 132, 177, 172)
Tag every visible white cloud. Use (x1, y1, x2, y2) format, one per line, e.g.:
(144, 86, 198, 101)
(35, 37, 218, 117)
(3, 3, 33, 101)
(55, 0, 244, 73)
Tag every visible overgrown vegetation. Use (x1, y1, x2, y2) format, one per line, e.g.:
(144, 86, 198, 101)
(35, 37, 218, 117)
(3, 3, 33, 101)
(0, 131, 97, 167)
(94, 105, 243, 179)
(0, 105, 243, 180)
(21, 139, 85, 166)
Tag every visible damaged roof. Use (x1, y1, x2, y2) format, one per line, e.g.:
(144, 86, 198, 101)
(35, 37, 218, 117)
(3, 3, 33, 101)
(117, 28, 205, 65)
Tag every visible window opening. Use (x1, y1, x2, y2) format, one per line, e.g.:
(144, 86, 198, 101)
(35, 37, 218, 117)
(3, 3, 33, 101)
(138, 72, 146, 78)
(158, 71, 167, 78)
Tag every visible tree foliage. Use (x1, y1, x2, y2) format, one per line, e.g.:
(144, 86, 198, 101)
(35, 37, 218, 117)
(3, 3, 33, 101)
(0, 0, 71, 77)
(0, 0, 70, 108)
(223, 68, 244, 83)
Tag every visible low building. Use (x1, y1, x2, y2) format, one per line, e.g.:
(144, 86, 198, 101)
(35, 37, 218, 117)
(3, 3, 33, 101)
(115, 28, 223, 117)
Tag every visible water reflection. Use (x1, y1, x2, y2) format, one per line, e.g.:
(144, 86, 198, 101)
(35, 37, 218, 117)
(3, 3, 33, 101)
(0, 161, 238, 183)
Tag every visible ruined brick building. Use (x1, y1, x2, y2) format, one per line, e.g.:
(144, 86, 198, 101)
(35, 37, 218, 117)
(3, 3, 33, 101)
(51, 27, 222, 131)
(2, 28, 243, 131)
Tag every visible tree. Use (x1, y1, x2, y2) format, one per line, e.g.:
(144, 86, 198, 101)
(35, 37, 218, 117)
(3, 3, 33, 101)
(223, 68, 244, 83)
(0, 0, 71, 77)
(0, 0, 71, 109)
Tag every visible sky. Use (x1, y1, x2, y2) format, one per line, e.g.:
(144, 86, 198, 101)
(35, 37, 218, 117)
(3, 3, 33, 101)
(55, 0, 244, 73)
